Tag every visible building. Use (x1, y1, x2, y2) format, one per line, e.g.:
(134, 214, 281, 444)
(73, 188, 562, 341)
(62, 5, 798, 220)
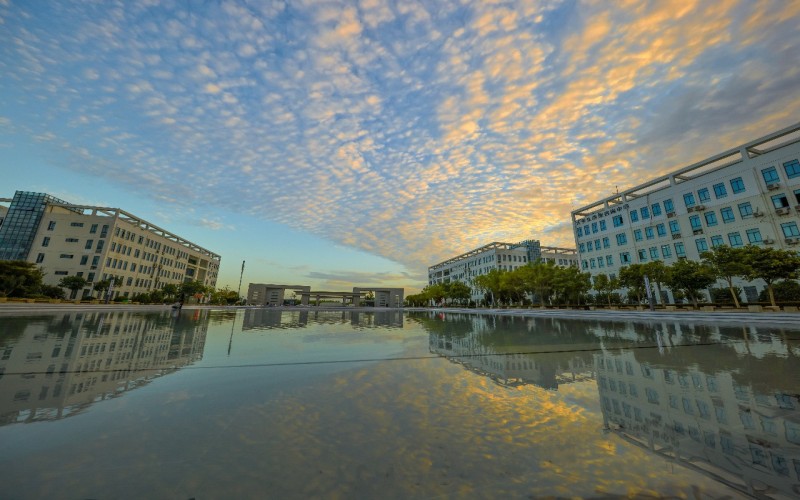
(571, 123, 800, 302)
(246, 283, 404, 308)
(427, 239, 578, 302)
(0, 191, 220, 300)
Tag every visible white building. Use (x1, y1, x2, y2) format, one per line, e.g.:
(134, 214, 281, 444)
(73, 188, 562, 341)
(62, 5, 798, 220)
(427, 239, 577, 302)
(571, 123, 800, 302)
(0, 191, 221, 300)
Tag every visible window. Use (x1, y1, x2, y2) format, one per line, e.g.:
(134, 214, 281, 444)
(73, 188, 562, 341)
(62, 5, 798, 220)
(782, 222, 800, 237)
(612, 215, 624, 227)
(634, 229, 643, 241)
(85, 239, 93, 250)
(579, 243, 586, 252)
(47, 221, 56, 230)
(638, 249, 647, 262)
(597, 257, 604, 268)
(696, 238, 708, 252)
(599, 220, 607, 231)
(710, 235, 724, 248)
(645, 227, 654, 239)
(54, 271, 68, 275)
(683, 193, 695, 208)
(594, 239, 601, 250)
(35, 253, 44, 263)
(651, 203, 662, 216)
(100, 224, 109, 238)
(728, 232, 743, 247)
(783, 159, 800, 179)
(746, 228, 762, 243)
(649, 247, 659, 259)
(96, 240, 105, 252)
(656, 223, 666, 237)
(720, 207, 735, 223)
(42, 237, 50, 247)
(663, 199, 674, 213)
(730, 177, 745, 193)
(669, 220, 680, 234)
(630, 211, 639, 222)
(582, 260, 588, 269)
(620, 252, 631, 264)
(697, 188, 710, 202)
(712, 183, 727, 198)
(795, 188, 800, 204)
(738, 202, 753, 217)
(689, 215, 702, 230)
(602, 237, 610, 248)
(606, 255, 613, 266)
(704, 212, 718, 226)
(577, 227, 583, 237)
(65, 237, 79, 243)
(762, 167, 779, 184)
(661, 245, 672, 258)
(90, 224, 98, 234)
(675, 242, 686, 257)
(80, 255, 88, 265)
(591, 222, 598, 233)
(92, 256, 99, 266)
(87, 272, 95, 282)
(587, 241, 593, 251)
(640, 207, 650, 219)
(59, 254, 74, 259)
(771, 193, 789, 209)
(584, 224, 590, 234)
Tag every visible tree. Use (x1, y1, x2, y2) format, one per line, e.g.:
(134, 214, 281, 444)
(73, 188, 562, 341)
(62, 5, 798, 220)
(58, 275, 88, 299)
(744, 246, 800, 307)
(758, 280, 800, 302)
(554, 266, 592, 305)
(446, 281, 472, 306)
(93, 277, 121, 300)
(179, 280, 210, 302)
(522, 261, 557, 307)
(473, 269, 505, 307)
(593, 273, 620, 307)
(161, 283, 179, 301)
(423, 283, 446, 306)
(665, 259, 716, 308)
(0, 260, 45, 297)
(618, 264, 647, 304)
(701, 245, 750, 308)
(642, 261, 668, 305)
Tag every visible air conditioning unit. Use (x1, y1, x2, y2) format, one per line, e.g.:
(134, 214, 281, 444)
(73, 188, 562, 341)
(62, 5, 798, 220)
(672, 233, 682, 239)
(753, 211, 764, 218)
(695, 205, 706, 211)
(767, 183, 781, 191)
(786, 237, 800, 245)
(667, 212, 676, 218)
(687, 206, 695, 213)
(776, 207, 791, 215)
(762, 238, 774, 245)
(693, 229, 704, 235)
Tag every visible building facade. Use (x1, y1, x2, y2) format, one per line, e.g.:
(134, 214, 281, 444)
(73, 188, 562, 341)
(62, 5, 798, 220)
(571, 123, 800, 302)
(427, 239, 578, 301)
(0, 191, 220, 300)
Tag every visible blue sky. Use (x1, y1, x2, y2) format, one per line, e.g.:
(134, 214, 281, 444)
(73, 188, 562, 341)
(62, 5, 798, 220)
(1, 0, 799, 293)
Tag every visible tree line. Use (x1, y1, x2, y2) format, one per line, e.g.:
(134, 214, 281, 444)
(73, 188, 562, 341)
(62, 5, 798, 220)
(406, 245, 800, 308)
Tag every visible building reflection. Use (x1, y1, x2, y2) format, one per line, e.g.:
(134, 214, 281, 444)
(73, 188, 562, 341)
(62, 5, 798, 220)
(595, 323, 800, 498)
(241, 309, 404, 331)
(0, 310, 209, 426)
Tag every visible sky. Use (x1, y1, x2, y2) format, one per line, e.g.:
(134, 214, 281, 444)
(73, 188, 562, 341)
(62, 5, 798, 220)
(1, 0, 799, 294)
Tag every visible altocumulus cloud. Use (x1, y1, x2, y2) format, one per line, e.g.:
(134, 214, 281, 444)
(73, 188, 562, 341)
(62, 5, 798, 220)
(1, 0, 799, 271)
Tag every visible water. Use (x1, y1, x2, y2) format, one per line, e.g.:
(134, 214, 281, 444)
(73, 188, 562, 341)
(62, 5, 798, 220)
(0, 308, 798, 498)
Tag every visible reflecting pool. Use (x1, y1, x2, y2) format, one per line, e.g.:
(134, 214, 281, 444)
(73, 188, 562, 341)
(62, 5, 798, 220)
(0, 308, 798, 498)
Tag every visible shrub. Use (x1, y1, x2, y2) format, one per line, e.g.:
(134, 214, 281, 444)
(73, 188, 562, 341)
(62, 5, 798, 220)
(758, 280, 800, 302)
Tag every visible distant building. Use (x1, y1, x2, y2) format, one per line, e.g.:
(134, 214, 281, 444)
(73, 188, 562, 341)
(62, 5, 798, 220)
(0, 191, 220, 300)
(427, 239, 577, 302)
(571, 123, 800, 302)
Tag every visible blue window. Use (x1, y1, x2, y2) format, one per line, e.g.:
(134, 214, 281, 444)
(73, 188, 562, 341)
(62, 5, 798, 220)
(590, 258, 596, 269)
(697, 188, 710, 202)
(612, 215, 624, 227)
(599, 220, 607, 231)
(772, 193, 789, 209)
(587, 241, 593, 251)
(710, 235, 724, 248)
(675, 242, 686, 257)
(638, 249, 648, 262)
(728, 232, 743, 247)
(620, 252, 631, 264)
(595, 239, 601, 249)
(746, 228, 762, 243)
(738, 202, 753, 217)
(634, 229, 643, 241)
(689, 215, 702, 230)
(704, 212, 718, 226)
(602, 237, 610, 248)
(696, 238, 708, 252)
(577, 227, 583, 237)
(645, 227, 654, 240)
(616, 233, 627, 245)
(597, 257, 604, 268)
(762, 167, 779, 184)
(630, 211, 639, 222)
(669, 220, 680, 234)
(785, 159, 800, 179)
(592, 222, 598, 233)
(661, 245, 672, 258)
(651, 203, 662, 216)
(641, 207, 650, 219)
(582, 260, 588, 269)
(730, 177, 745, 193)
(663, 199, 674, 213)
(720, 207, 735, 223)
(579, 243, 586, 252)
(649, 247, 659, 259)
(683, 193, 695, 208)
(606, 255, 613, 266)
(584, 224, 590, 234)
(782, 222, 800, 237)
(713, 183, 727, 198)
(656, 223, 666, 237)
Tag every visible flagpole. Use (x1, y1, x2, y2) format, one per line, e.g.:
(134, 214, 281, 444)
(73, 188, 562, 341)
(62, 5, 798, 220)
(237, 260, 245, 303)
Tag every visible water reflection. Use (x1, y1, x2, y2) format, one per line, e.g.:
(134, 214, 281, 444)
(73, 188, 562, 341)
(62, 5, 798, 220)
(241, 308, 404, 331)
(0, 310, 209, 426)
